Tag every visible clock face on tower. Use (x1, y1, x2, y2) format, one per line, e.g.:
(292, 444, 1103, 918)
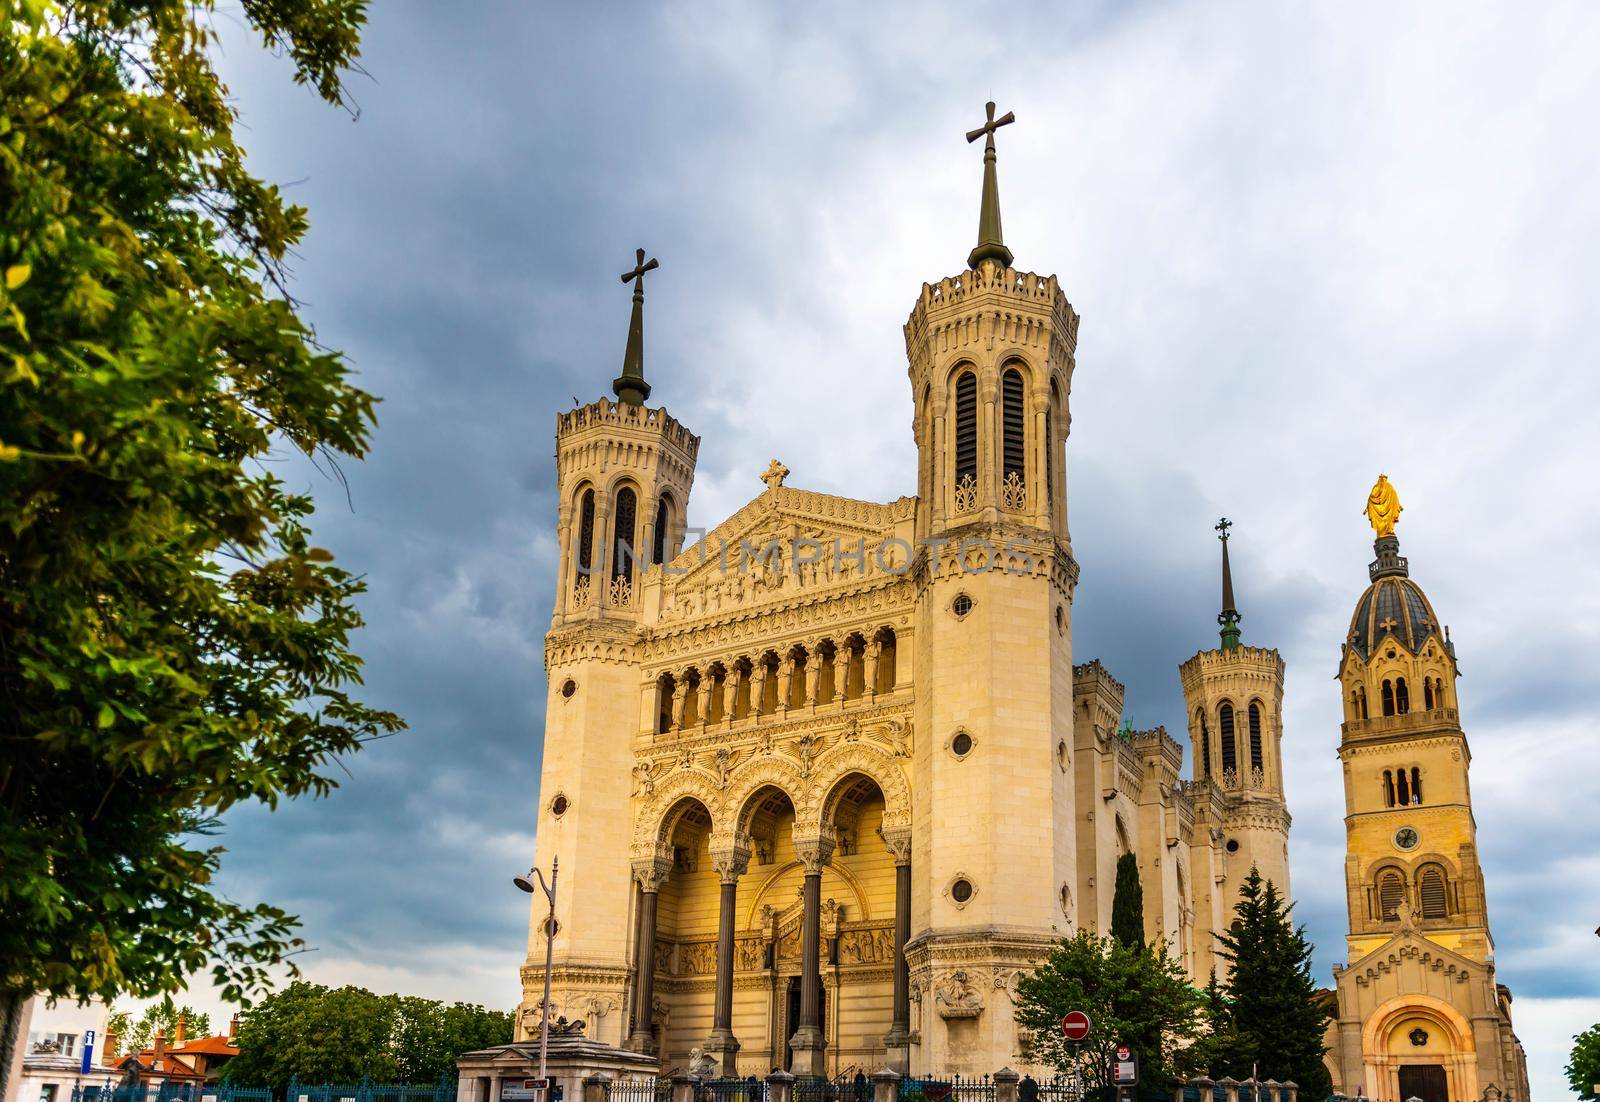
(1394, 826, 1420, 851)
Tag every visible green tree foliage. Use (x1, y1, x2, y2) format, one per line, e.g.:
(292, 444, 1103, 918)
(1110, 852, 1145, 950)
(1569, 1023, 1600, 1100)
(1014, 930, 1205, 1094)
(0, 0, 402, 1067)
(121, 1001, 213, 1053)
(1183, 971, 1242, 1081)
(1214, 868, 1332, 1098)
(222, 983, 512, 1092)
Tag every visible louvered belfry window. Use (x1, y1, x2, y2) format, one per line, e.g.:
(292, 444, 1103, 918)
(1419, 867, 1448, 918)
(611, 487, 637, 582)
(1248, 703, 1264, 773)
(954, 372, 978, 486)
(1002, 369, 1026, 481)
(1379, 872, 1405, 919)
(1220, 703, 1237, 775)
(577, 489, 596, 574)
(1044, 407, 1054, 510)
(1198, 712, 1211, 778)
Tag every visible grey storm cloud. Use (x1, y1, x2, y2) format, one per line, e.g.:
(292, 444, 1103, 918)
(177, 3, 1600, 1097)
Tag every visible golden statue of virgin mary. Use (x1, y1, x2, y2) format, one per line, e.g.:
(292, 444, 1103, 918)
(1365, 474, 1402, 538)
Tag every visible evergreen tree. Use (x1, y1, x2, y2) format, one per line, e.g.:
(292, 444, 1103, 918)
(1215, 867, 1332, 1098)
(1185, 971, 1241, 1079)
(1111, 852, 1146, 950)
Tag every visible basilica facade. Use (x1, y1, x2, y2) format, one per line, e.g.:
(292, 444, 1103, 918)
(516, 112, 1293, 1078)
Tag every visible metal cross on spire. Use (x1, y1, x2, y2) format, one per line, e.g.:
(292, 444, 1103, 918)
(966, 101, 1016, 270)
(1215, 517, 1242, 650)
(613, 248, 659, 406)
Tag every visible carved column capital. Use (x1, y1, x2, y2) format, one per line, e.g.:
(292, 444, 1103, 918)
(709, 843, 751, 884)
(879, 827, 913, 867)
(633, 850, 673, 892)
(792, 831, 836, 875)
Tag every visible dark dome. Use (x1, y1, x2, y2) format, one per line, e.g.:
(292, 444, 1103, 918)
(1348, 575, 1442, 659)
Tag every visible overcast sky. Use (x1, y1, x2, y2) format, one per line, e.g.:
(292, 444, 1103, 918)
(163, 3, 1600, 1098)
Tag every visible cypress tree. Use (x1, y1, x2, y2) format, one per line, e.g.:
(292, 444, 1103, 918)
(1110, 852, 1145, 950)
(1215, 867, 1333, 1099)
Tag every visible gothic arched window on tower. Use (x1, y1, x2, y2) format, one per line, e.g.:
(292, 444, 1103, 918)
(653, 495, 672, 567)
(1381, 679, 1396, 717)
(1396, 767, 1411, 805)
(1395, 676, 1410, 715)
(1378, 870, 1405, 920)
(1197, 710, 1211, 779)
(1410, 766, 1423, 805)
(574, 487, 597, 608)
(611, 486, 638, 602)
(1001, 367, 1026, 509)
(1219, 703, 1237, 779)
(1418, 866, 1448, 918)
(954, 370, 978, 511)
(1248, 702, 1264, 776)
(1423, 677, 1435, 710)
(1383, 769, 1397, 808)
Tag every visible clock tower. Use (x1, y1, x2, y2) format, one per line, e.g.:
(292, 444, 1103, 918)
(1326, 477, 1528, 1102)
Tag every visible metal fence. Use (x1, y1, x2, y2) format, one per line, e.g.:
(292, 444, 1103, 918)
(606, 1080, 670, 1102)
(285, 1077, 456, 1102)
(72, 1083, 273, 1102)
(697, 1080, 768, 1102)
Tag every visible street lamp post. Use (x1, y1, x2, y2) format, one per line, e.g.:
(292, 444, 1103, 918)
(515, 857, 559, 1102)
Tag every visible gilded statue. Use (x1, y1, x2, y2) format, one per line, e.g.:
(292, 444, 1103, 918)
(1364, 474, 1402, 538)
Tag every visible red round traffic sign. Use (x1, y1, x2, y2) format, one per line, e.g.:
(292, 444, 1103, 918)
(1116, 1045, 1131, 1060)
(1061, 1010, 1092, 1040)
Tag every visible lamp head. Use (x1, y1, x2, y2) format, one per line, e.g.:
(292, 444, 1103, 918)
(513, 870, 537, 893)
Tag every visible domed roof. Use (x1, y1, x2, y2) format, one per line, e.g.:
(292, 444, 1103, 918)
(1347, 574, 1442, 660)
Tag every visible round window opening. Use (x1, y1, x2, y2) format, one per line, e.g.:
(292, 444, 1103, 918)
(952, 732, 974, 757)
(1225, 838, 1240, 854)
(1057, 740, 1069, 771)
(560, 678, 577, 699)
(1409, 1027, 1429, 1047)
(952, 594, 973, 618)
(951, 878, 974, 903)
(1055, 606, 1066, 635)
(550, 794, 570, 818)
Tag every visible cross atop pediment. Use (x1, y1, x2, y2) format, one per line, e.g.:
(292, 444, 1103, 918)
(761, 458, 790, 492)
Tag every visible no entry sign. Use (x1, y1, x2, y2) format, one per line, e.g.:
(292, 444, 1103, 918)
(1116, 1046, 1131, 1061)
(1061, 1011, 1092, 1041)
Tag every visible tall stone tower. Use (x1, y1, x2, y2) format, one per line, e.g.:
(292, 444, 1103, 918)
(1327, 477, 1528, 1102)
(901, 102, 1082, 1071)
(518, 251, 700, 1046)
(1178, 520, 1290, 976)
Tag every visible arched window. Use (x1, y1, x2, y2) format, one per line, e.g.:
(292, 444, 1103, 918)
(656, 672, 676, 734)
(874, 628, 898, 693)
(1383, 770, 1396, 808)
(1001, 368, 1026, 499)
(759, 652, 780, 714)
(1248, 702, 1264, 774)
(681, 668, 701, 727)
(1358, 685, 1369, 720)
(1219, 703, 1237, 777)
(1395, 676, 1410, 715)
(1423, 678, 1435, 710)
(705, 664, 726, 724)
(653, 495, 672, 567)
(1381, 679, 1395, 717)
(1396, 767, 1411, 805)
(1378, 871, 1405, 920)
(611, 486, 637, 584)
(1418, 866, 1448, 919)
(1197, 710, 1211, 778)
(817, 640, 837, 705)
(1410, 767, 1422, 805)
(840, 636, 865, 700)
(577, 488, 596, 576)
(733, 657, 753, 720)
(786, 647, 808, 710)
(954, 371, 978, 492)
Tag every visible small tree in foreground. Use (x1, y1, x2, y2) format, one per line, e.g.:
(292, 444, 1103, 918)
(1569, 1023, 1600, 1100)
(1014, 930, 1204, 1094)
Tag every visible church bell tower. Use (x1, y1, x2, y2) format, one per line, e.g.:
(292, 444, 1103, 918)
(902, 102, 1082, 1071)
(519, 251, 700, 1046)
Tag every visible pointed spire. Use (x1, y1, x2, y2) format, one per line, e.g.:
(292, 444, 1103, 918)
(965, 101, 1015, 269)
(1215, 517, 1242, 650)
(612, 248, 659, 406)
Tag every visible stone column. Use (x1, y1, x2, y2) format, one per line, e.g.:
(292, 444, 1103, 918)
(706, 846, 750, 1075)
(881, 829, 913, 1072)
(777, 656, 794, 715)
(628, 857, 670, 1054)
(627, 882, 646, 1039)
(767, 1071, 795, 1102)
(671, 675, 689, 730)
(670, 1076, 696, 1102)
(995, 1069, 1019, 1102)
(788, 836, 833, 1076)
(752, 662, 770, 717)
(803, 645, 822, 709)
(722, 666, 740, 726)
(582, 1077, 610, 1102)
(697, 675, 715, 730)
(872, 1071, 901, 1102)
(864, 639, 881, 702)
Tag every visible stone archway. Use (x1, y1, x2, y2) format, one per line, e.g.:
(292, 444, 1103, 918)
(1362, 994, 1478, 1102)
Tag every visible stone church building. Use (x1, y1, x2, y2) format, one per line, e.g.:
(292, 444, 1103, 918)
(517, 109, 1295, 1078)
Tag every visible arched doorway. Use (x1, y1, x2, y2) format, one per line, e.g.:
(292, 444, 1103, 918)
(1363, 995, 1478, 1102)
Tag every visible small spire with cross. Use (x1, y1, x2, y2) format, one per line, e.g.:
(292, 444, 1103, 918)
(1215, 517, 1242, 650)
(613, 248, 659, 406)
(966, 101, 1016, 270)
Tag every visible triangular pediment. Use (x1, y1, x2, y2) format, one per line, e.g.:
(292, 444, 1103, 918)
(655, 485, 917, 620)
(1342, 925, 1484, 991)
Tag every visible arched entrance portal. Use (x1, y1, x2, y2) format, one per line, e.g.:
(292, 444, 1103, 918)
(1363, 995, 1478, 1102)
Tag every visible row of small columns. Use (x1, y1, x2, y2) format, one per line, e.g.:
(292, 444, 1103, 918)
(658, 630, 897, 733)
(624, 829, 913, 1075)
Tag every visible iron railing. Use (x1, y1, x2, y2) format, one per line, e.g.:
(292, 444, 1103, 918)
(285, 1076, 456, 1102)
(697, 1080, 767, 1102)
(605, 1080, 670, 1102)
(72, 1083, 273, 1102)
